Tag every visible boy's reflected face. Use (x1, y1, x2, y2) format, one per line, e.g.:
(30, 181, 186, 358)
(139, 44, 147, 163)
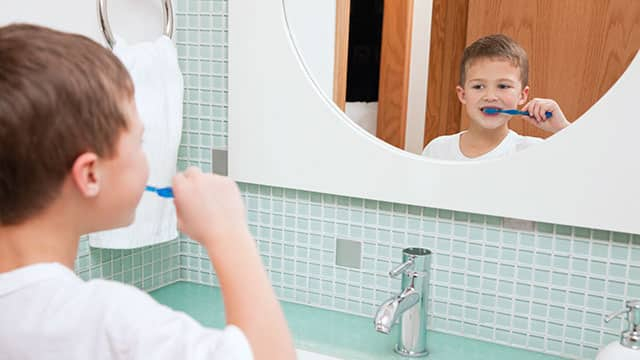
(457, 58, 529, 130)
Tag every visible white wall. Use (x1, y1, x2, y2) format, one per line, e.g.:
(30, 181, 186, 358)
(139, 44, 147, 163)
(404, 0, 432, 154)
(0, 0, 169, 46)
(283, 0, 336, 98)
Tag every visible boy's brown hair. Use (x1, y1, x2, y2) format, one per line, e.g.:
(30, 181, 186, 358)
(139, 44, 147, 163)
(0, 24, 134, 225)
(459, 34, 529, 87)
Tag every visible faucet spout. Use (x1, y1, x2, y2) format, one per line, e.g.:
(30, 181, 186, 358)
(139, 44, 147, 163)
(374, 286, 420, 334)
(373, 248, 431, 357)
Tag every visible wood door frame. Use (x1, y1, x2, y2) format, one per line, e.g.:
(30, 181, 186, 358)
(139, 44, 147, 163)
(376, 0, 415, 149)
(333, 0, 350, 111)
(424, 0, 469, 148)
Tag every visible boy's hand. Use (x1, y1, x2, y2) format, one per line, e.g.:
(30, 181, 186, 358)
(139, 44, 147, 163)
(172, 167, 249, 249)
(521, 98, 571, 133)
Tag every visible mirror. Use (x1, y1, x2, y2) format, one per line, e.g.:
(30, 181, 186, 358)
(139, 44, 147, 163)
(283, 0, 640, 156)
(229, 0, 640, 234)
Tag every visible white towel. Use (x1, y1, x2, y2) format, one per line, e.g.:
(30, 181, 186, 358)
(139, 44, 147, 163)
(88, 35, 183, 249)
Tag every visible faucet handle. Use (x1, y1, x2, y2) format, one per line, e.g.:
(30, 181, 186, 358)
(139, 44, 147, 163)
(605, 300, 640, 323)
(389, 257, 415, 278)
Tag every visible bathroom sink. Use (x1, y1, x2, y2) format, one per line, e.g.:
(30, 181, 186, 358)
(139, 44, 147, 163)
(150, 282, 567, 360)
(298, 349, 341, 360)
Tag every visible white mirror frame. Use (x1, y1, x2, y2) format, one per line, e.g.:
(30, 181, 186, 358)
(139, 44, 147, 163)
(229, 0, 640, 234)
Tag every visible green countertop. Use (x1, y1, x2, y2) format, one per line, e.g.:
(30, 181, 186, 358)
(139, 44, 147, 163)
(149, 282, 567, 360)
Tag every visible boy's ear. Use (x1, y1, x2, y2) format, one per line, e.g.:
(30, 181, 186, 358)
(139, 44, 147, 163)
(71, 152, 101, 197)
(518, 85, 530, 105)
(456, 85, 466, 104)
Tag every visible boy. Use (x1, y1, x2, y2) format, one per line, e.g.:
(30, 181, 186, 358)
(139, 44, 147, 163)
(422, 34, 571, 161)
(0, 24, 295, 360)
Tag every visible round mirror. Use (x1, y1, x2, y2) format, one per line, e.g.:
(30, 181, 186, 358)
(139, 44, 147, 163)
(283, 0, 640, 159)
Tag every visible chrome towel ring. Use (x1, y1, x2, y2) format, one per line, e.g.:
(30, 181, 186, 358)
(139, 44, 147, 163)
(97, 0, 174, 48)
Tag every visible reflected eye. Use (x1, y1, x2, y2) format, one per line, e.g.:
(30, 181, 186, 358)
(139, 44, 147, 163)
(498, 84, 512, 89)
(471, 84, 484, 90)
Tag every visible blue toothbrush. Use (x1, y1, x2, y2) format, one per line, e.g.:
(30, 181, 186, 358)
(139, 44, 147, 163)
(483, 108, 552, 119)
(145, 185, 174, 198)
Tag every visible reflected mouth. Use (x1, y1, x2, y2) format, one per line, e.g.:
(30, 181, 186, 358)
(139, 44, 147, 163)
(480, 106, 502, 116)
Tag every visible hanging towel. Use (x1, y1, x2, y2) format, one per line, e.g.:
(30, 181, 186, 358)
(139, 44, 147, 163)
(88, 35, 184, 249)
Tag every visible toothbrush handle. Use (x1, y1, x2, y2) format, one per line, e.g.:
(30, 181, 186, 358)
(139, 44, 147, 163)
(523, 110, 552, 119)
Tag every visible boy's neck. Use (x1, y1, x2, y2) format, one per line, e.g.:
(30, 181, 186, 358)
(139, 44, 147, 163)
(0, 204, 81, 273)
(460, 123, 510, 158)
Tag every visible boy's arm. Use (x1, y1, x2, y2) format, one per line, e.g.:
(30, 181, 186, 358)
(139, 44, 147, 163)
(172, 167, 296, 360)
(521, 98, 571, 133)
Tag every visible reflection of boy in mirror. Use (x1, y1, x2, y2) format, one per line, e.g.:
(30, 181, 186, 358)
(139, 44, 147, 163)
(422, 34, 571, 161)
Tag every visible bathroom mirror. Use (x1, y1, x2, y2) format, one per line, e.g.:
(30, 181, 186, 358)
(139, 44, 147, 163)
(283, 0, 640, 155)
(228, 0, 640, 234)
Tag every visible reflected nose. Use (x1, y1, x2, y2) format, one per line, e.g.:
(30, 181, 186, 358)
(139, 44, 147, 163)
(483, 89, 498, 102)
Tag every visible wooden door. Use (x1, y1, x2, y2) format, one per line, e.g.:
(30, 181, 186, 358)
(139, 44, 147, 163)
(376, 0, 415, 149)
(425, 0, 640, 145)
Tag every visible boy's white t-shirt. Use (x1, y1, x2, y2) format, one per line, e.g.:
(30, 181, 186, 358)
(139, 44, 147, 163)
(422, 129, 543, 161)
(0, 263, 253, 360)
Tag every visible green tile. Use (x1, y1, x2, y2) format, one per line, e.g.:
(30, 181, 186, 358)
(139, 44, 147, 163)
(392, 203, 407, 213)
(574, 227, 591, 239)
(437, 209, 452, 219)
(408, 205, 421, 216)
(500, 248, 517, 261)
(590, 260, 607, 275)
(364, 199, 377, 210)
(438, 221, 452, 235)
(534, 253, 552, 267)
(569, 274, 586, 289)
(454, 211, 469, 221)
(608, 263, 626, 278)
(486, 216, 502, 226)
(535, 235, 553, 251)
(422, 207, 437, 218)
(536, 222, 554, 233)
(552, 255, 570, 270)
(502, 231, 517, 246)
(469, 213, 485, 224)
(519, 233, 535, 247)
(607, 280, 626, 296)
(392, 215, 407, 228)
(530, 318, 546, 333)
(422, 219, 436, 233)
(592, 229, 610, 241)
(518, 250, 534, 265)
(573, 239, 590, 257)
(572, 257, 588, 272)
(407, 218, 421, 231)
(554, 225, 572, 236)
(378, 201, 393, 212)
(552, 272, 568, 287)
(486, 229, 500, 243)
(568, 291, 585, 306)
(611, 245, 629, 261)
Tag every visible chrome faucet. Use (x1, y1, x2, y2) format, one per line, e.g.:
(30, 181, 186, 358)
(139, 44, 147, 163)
(374, 247, 431, 357)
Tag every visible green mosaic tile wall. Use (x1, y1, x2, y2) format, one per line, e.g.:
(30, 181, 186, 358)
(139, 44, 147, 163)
(74, 236, 180, 292)
(173, 1, 640, 359)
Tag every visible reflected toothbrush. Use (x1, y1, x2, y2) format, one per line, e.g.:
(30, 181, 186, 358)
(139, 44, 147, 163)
(482, 108, 552, 119)
(145, 185, 174, 198)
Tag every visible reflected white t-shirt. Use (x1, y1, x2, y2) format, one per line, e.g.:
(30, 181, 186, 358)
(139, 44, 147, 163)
(422, 130, 543, 161)
(0, 263, 253, 360)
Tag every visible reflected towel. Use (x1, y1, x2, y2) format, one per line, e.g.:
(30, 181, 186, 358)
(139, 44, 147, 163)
(89, 35, 183, 249)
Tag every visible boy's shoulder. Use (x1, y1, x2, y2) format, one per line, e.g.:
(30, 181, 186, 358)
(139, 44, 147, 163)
(422, 132, 462, 158)
(0, 262, 155, 313)
(507, 130, 544, 152)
